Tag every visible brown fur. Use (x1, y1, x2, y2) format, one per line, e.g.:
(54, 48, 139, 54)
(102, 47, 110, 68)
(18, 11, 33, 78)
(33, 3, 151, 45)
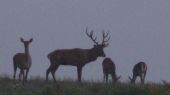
(129, 62, 147, 84)
(102, 58, 121, 83)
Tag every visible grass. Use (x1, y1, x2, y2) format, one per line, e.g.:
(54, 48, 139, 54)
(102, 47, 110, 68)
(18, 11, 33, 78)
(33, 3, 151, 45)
(0, 76, 169, 95)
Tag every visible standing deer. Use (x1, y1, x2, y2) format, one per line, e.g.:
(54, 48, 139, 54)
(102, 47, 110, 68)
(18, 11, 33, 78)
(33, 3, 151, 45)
(46, 28, 110, 82)
(13, 38, 33, 84)
(129, 62, 147, 84)
(102, 57, 121, 83)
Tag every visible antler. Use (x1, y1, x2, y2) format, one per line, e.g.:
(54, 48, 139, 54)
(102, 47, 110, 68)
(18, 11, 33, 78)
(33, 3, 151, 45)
(102, 30, 110, 46)
(86, 28, 99, 45)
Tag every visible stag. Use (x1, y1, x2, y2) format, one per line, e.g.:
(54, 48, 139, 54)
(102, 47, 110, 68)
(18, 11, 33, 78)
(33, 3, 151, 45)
(13, 38, 33, 84)
(129, 62, 147, 84)
(102, 58, 121, 83)
(46, 28, 110, 82)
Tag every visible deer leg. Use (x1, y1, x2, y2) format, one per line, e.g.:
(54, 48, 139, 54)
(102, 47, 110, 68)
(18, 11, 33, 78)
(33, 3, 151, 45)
(19, 69, 22, 81)
(77, 67, 82, 82)
(51, 65, 59, 82)
(143, 72, 147, 84)
(106, 74, 109, 83)
(140, 74, 144, 84)
(111, 74, 116, 83)
(25, 69, 29, 82)
(103, 74, 106, 83)
(141, 73, 146, 84)
(22, 70, 25, 85)
(13, 66, 17, 80)
(46, 65, 53, 81)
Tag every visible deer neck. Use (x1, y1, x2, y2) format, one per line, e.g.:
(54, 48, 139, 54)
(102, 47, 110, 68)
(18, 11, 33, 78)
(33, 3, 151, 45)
(24, 47, 31, 61)
(86, 48, 98, 62)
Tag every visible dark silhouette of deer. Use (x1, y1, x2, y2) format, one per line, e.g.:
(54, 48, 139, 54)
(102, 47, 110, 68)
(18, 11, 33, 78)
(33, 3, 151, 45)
(129, 62, 147, 84)
(13, 38, 33, 84)
(102, 58, 121, 83)
(46, 28, 110, 82)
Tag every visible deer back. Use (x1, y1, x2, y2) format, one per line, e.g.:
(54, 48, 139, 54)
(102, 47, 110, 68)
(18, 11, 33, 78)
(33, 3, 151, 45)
(47, 48, 102, 66)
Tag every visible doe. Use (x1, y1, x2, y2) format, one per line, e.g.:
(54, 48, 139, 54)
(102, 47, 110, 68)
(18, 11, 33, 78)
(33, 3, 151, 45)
(13, 38, 33, 84)
(102, 58, 121, 83)
(129, 62, 147, 84)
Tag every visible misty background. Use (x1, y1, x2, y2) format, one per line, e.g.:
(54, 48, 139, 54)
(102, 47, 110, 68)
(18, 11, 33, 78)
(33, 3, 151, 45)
(0, 0, 170, 82)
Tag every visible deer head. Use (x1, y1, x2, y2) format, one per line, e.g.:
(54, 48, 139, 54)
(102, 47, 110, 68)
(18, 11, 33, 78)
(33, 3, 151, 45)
(20, 38, 33, 48)
(115, 75, 121, 82)
(112, 75, 121, 83)
(128, 76, 135, 84)
(86, 28, 110, 57)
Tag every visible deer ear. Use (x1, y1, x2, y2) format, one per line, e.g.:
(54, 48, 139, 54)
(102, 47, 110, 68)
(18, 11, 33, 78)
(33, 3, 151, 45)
(29, 38, 33, 42)
(20, 37, 24, 43)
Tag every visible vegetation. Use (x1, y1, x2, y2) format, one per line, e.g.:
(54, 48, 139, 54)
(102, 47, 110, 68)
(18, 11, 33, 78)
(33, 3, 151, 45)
(0, 76, 169, 95)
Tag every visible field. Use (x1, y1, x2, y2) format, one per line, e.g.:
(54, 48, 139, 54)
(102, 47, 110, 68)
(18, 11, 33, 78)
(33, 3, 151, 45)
(0, 76, 169, 95)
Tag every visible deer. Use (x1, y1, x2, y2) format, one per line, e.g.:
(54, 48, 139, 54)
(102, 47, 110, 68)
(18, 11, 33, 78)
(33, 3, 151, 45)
(46, 28, 110, 82)
(13, 38, 33, 84)
(102, 57, 121, 83)
(129, 62, 147, 84)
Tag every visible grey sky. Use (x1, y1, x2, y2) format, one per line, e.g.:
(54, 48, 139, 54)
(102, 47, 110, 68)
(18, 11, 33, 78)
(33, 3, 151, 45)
(0, 0, 170, 82)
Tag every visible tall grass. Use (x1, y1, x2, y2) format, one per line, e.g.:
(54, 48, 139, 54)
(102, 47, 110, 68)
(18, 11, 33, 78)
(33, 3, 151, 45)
(0, 76, 169, 95)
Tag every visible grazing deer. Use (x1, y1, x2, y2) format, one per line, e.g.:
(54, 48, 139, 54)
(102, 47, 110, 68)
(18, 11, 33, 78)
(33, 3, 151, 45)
(129, 62, 147, 84)
(13, 38, 33, 84)
(102, 58, 121, 83)
(46, 28, 110, 82)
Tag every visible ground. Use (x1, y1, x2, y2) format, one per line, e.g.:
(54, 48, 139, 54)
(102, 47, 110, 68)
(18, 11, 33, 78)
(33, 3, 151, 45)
(0, 76, 169, 95)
